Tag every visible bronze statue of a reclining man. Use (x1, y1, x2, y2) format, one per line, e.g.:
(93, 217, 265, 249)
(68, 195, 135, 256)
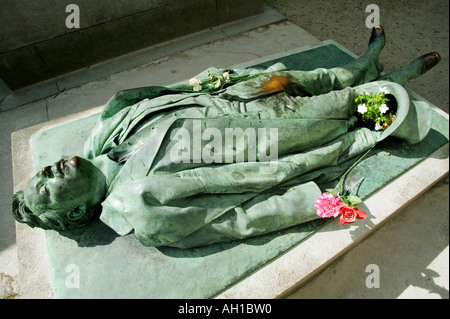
(12, 27, 441, 248)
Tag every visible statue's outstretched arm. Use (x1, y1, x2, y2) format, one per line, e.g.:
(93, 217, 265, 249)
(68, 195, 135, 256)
(101, 86, 173, 120)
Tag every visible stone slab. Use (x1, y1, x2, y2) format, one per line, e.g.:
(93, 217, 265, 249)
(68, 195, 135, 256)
(1, 4, 285, 112)
(34, 0, 219, 78)
(11, 42, 449, 299)
(1, 0, 265, 89)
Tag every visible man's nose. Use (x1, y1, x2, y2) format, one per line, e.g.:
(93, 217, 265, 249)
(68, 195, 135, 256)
(69, 156, 78, 167)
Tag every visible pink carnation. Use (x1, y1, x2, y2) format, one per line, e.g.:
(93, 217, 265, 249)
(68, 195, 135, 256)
(315, 193, 342, 218)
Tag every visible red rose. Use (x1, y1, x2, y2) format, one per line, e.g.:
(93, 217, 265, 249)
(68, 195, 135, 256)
(339, 204, 368, 225)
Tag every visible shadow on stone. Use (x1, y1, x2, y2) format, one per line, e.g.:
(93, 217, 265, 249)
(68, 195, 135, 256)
(57, 217, 118, 247)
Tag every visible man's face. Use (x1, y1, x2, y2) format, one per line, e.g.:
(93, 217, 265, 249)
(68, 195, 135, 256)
(24, 156, 105, 216)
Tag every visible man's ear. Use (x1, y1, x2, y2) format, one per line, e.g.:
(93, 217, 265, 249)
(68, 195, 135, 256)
(67, 204, 87, 221)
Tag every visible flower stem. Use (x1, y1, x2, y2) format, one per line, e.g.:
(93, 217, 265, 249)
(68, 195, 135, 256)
(337, 147, 373, 195)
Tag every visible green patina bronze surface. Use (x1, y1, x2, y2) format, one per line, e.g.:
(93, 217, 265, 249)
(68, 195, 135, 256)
(28, 42, 448, 298)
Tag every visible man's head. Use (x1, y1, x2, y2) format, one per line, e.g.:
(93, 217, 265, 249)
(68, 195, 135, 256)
(12, 156, 106, 231)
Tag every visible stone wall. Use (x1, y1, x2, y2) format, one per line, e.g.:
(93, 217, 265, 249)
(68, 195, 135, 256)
(0, 0, 263, 90)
